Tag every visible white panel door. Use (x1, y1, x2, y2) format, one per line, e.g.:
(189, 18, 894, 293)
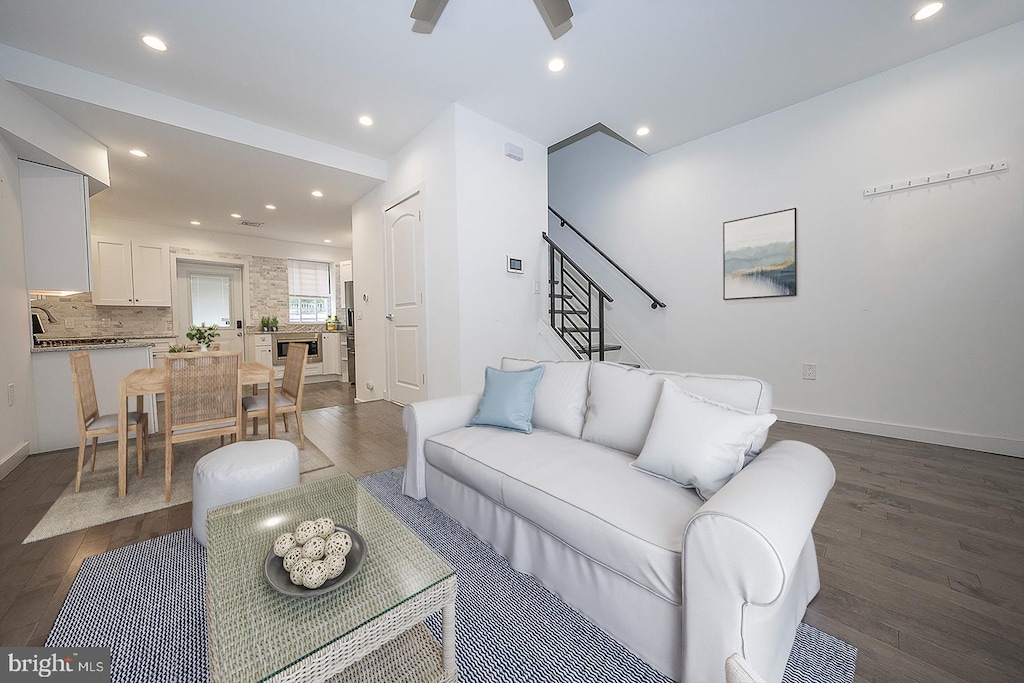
(176, 262, 245, 356)
(385, 192, 427, 405)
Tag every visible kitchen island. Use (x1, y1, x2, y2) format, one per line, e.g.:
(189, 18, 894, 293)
(31, 343, 154, 453)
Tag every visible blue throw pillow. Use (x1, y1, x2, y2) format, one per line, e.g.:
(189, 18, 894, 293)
(469, 365, 546, 433)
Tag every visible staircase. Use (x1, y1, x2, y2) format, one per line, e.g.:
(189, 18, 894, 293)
(544, 207, 665, 363)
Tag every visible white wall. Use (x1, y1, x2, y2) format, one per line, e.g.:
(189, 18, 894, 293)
(549, 22, 1024, 456)
(0, 135, 37, 476)
(351, 104, 547, 402)
(453, 106, 548, 392)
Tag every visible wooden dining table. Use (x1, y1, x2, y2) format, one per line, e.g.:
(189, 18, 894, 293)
(117, 360, 276, 498)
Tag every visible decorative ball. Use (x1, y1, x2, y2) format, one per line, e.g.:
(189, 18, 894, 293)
(295, 520, 319, 545)
(302, 536, 325, 560)
(314, 517, 335, 538)
(273, 533, 297, 557)
(325, 531, 352, 557)
(282, 547, 304, 572)
(291, 558, 312, 577)
(324, 552, 347, 579)
(289, 569, 306, 586)
(303, 561, 329, 589)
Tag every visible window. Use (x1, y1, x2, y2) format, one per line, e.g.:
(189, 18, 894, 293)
(288, 259, 332, 323)
(189, 274, 231, 327)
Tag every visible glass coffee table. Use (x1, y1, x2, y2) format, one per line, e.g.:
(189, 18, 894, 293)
(205, 473, 457, 682)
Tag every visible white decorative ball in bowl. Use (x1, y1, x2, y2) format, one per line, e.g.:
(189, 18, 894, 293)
(302, 536, 326, 560)
(282, 547, 304, 572)
(325, 530, 352, 557)
(324, 552, 347, 579)
(273, 533, 297, 558)
(303, 561, 329, 589)
(294, 520, 319, 545)
(314, 517, 335, 538)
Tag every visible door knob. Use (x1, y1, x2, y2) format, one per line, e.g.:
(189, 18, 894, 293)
(385, 313, 395, 321)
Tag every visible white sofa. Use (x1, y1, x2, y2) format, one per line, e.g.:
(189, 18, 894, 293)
(403, 359, 835, 683)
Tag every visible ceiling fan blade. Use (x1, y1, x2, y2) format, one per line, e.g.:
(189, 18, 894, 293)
(537, 0, 573, 28)
(533, 0, 573, 39)
(411, 0, 449, 34)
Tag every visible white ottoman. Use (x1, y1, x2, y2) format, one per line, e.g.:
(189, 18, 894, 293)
(192, 439, 300, 547)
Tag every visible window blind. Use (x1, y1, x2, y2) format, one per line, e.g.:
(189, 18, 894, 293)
(287, 259, 331, 297)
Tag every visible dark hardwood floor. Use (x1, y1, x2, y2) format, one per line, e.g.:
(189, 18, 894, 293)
(2, 383, 1023, 682)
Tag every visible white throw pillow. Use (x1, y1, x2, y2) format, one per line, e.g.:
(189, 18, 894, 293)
(630, 380, 778, 500)
(500, 358, 591, 438)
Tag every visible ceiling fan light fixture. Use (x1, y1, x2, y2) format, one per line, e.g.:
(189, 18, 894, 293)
(548, 58, 565, 73)
(912, 2, 944, 21)
(141, 35, 167, 52)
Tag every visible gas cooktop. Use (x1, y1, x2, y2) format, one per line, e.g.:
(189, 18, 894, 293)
(34, 337, 128, 348)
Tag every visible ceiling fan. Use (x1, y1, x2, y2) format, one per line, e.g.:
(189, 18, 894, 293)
(411, 0, 573, 39)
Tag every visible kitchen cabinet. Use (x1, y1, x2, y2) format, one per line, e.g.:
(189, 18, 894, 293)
(340, 260, 353, 283)
(20, 160, 92, 294)
(252, 333, 273, 368)
(92, 237, 172, 306)
(322, 332, 342, 375)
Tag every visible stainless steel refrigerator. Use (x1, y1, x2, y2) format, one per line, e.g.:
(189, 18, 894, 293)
(344, 281, 355, 385)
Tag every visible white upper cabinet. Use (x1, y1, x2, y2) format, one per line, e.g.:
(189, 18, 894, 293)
(19, 160, 92, 294)
(340, 260, 353, 283)
(91, 237, 172, 306)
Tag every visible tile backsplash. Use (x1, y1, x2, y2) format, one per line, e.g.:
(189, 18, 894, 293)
(30, 245, 348, 339)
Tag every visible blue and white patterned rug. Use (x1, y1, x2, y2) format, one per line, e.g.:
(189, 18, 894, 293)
(48, 467, 856, 682)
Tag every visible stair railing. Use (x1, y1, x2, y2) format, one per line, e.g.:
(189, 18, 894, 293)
(542, 233, 612, 360)
(549, 206, 666, 309)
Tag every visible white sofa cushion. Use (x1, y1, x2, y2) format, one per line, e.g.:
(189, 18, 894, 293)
(424, 426, 702, 602)
(583, 362, 774, 457)
(500, 358, 591, 439)
(631, 381, 778, 500)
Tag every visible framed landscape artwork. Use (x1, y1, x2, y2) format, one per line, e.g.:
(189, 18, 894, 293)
(723, 208, 797, 300)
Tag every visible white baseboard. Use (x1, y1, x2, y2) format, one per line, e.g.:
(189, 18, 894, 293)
(774, 409, 1023, 458)
(0, 441, 30, 481)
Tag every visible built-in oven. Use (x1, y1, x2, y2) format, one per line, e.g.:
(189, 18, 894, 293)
(272, 332, 322, 365)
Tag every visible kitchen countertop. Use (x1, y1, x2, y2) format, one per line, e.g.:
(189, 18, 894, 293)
(31, 341, 156, 353)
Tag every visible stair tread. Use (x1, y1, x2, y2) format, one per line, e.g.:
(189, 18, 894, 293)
(577, 344, 623, 353)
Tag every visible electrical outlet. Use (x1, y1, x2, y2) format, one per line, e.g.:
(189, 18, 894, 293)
(802, 363, 817, 380)
(7, 383, 14, 407)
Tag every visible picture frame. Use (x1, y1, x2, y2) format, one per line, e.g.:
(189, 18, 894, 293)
(723, 208, 797, 300)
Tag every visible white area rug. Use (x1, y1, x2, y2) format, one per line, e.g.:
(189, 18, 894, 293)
(23, 430, 336, 544)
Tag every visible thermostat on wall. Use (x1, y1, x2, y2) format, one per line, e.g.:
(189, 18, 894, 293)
(506, 256, 524, 274)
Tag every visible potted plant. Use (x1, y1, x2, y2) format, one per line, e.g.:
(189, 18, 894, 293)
(260, 316, 271, 332)
(167, 344, 187, 353)
(270, 316, 279, 332)
(186, 323, 220, 351)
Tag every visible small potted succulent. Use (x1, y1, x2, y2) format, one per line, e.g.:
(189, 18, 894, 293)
(270, 316, 279, 332)
(186, 323, 220, 351)
(260, 316, 272, 332)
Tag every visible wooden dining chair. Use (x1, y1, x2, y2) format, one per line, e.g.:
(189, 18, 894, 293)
(69, 351, 149, 492)
(243, 342, 307, 448)
(164, 351, 243, 502)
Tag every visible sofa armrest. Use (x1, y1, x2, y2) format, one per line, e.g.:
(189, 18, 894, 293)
(682, 440, 835, 683)
(402, 393, 481, 499)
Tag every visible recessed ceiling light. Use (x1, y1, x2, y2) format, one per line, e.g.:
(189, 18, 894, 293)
(129, 149, 148, 158)
(311, 190, 324, 198)
(358, 115, 373, 127)
(548, 58, 565, 73)
(230, 213, 241, 218)
(324, 239, 332, 243)
(912, 2, 943, 21)
(142, 35, 167, 52)
(265, 204, 277, 210)
(636, 126, 650, 137)
(190, 220, 201, 226)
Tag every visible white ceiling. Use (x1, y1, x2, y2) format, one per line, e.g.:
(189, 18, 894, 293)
(1, 1, 1023, 246)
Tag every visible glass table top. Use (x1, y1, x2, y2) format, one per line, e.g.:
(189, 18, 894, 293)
(205, 472, 454, 683)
